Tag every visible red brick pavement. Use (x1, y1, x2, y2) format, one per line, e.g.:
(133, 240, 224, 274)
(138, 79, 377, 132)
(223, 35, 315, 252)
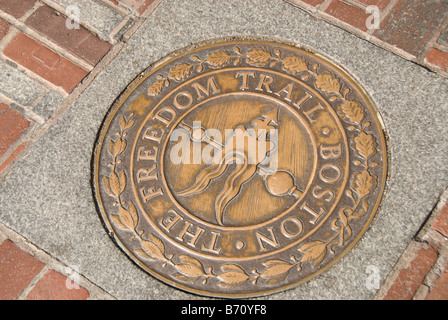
(374, 0, 448, 57)
(325, 0, 372, 31)
(425, 49, 448, 73)
(24, 6, 111, 66)
(286, 0, 448, 75)
(0, 239, 90, 300)
(0, 240, 45, 300)
(427, 269, 448, 300)
(382, 245, 439, 300)
(4, 33, 89, 93)
(0, 18, 9, 40)
(0, 0, 37, 19)
(0, 0, 161, 300)
(377, 197, 448, 300)
(0, 103, 30, 158)
(25, 270, 89, 300)
(0, 0, 161, 177)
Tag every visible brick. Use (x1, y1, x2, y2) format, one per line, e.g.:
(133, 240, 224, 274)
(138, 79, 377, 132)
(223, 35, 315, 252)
(0, 103, 30, 158)
(325, 0, 371, 31)
(294, 0, 325, 7)
(302, 0, 325, 7)
(137, 0, 156, 14)
(426, 269, 448, 300)
(374, 0, 448, 56)
(25, 6, 111, 66)
(0, 18, 9, 40)
(0, 142, 27, 173)
(431, 202, 448, 237)
(25, 270, 89, 300)
(383, 246, 438, 300)
(425, 48, 448, 73)
(0, 0, 37, 18)
(4, 33, 88, 93)
(0, 240, 45, 300)
(352, 0, 391, 10)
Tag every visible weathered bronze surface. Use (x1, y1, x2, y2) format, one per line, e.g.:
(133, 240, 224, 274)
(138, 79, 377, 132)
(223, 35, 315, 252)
(92, 37, 388, 298)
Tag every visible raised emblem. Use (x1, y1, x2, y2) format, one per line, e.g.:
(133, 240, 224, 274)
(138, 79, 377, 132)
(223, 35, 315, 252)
(92, 37, 388, 298)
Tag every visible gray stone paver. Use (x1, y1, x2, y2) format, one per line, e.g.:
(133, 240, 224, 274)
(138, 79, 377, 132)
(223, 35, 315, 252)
(0, 60, 44, 106)
(32, 90, 65, 120)
(0, 0, 447, 299)
(51, 0, 126, 40)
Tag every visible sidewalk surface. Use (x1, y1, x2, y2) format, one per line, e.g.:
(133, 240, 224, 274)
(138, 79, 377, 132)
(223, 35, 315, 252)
(0, 0, 447, 300)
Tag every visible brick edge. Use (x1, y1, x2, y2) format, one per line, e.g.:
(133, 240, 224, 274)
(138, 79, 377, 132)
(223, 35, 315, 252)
(0, 222, 115, 300)
(283, 0, 448, 78)
(375, 189, 448, 300)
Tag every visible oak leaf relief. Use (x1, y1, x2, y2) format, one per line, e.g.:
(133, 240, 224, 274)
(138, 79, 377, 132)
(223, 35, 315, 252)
(168, 63, 194, 81)
(147, 78, 169, 96)
(353, 132, 377, 161)
(281, 55, 309, 74)
(206, 50, 233, 68)
(315, 73, 341, 95)
(352, 171, 377, 199)
(246, 48, 273, 66)
(338, 100, 365, 124)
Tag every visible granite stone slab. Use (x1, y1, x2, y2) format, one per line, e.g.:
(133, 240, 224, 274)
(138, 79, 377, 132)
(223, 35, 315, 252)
(0, 60, 44, 106)
(52, 0, 125, 40)
(31, 90, 64, 121)
(0, 0, 447, 300)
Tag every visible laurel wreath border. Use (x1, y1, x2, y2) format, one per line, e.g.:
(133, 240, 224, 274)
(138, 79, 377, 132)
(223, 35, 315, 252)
(103, 46, 380, 289)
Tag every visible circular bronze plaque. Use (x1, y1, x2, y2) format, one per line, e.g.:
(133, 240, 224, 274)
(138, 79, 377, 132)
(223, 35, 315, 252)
(93, 37, 388, 298)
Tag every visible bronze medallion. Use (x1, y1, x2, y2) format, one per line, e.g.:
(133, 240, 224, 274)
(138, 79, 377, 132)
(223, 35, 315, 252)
(92, 37, 388, 298)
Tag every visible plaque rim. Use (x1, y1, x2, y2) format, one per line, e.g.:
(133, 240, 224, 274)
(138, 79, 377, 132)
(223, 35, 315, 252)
(92, 35, 390, 298)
